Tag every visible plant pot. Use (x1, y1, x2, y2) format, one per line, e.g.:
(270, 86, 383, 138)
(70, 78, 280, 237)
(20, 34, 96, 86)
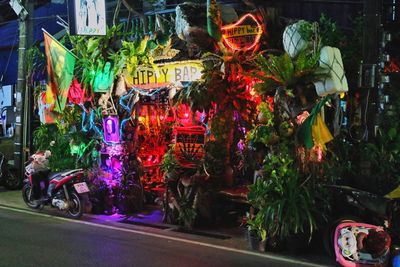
(247, 230, 260, 251)
(259, 239, 267, 252)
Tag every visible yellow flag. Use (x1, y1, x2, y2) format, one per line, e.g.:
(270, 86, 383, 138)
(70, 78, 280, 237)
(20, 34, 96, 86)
(312, 113, 333, 147)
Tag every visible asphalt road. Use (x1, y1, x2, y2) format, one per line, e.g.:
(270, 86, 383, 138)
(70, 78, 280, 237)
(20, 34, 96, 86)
(0, 206, 330, 267)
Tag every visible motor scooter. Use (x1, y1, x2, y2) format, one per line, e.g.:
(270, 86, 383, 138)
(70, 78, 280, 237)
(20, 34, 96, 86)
(0, 151, 21, 190)
(324, 184, 400, 266)
(22, 167, 90, 219)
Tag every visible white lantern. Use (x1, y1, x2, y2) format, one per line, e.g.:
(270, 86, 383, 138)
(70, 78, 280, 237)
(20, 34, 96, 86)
(282, 20, 308, 58)
(314, 46, 349, 96)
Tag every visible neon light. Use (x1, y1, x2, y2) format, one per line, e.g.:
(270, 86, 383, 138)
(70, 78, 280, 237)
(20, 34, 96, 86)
(81, 108, 102, 137)
(103, 116, 120, 144)
(221, 13, 263, 52)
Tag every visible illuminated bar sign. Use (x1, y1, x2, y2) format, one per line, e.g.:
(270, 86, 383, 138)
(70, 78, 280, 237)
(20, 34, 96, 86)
(69, 0, 106, 36)
(221, 13, 262, 51)
(124, 60, 203, 86)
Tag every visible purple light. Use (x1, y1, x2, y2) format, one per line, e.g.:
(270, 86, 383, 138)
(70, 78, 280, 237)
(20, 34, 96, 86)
(103, 116, 120, 143)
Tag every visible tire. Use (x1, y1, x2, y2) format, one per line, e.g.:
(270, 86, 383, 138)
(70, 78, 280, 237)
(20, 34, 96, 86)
(323, 216, 359, 257)
(3, 169, 22, 190)
(22, 184, 41, 209)
(66, 192, 84, 219)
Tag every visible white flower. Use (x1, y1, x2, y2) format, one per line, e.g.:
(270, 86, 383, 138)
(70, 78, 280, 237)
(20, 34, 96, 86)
(50, 141, 56, 146)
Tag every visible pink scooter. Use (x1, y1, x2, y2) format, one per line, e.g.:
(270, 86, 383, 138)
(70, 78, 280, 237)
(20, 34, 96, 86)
(334, 222, 391, 267)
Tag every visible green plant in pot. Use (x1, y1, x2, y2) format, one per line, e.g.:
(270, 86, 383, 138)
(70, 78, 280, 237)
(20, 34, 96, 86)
(245, 212, 267, 252)
(178, 199, 197, 229)
(247, 144, 319, 251)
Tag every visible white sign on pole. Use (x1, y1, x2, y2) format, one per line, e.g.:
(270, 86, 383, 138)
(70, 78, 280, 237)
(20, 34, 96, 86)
(0, 85, 13, 108)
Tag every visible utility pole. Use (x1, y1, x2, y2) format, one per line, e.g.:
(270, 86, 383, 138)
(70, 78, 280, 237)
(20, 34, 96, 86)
(14, 0, 32, 178)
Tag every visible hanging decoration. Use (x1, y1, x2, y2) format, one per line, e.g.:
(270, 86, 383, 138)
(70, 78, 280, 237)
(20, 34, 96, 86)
(68, 79, 85, 105)
(103, 116, 120, 144)
(314, 46, 349, 96)
(93, 61, 115, 93)
(69, 0, 107, 36)
(98, 93, 117, 116)
(43, 30, 76, 113)
(174, 126, 206, 168)
(114, 75, 127, 97)
(282, 20, 314, 58)
(207, 0, 222, 42)
(124, 60, 204, 87)
(221, 13, 262, 52)
(38, 90, 58, 124)
(297, 96, 333, 150)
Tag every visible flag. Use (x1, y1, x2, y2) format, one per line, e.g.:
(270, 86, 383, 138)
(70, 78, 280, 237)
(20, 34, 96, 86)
(44, 30, 75, 113)
(298, 96, 332, 149)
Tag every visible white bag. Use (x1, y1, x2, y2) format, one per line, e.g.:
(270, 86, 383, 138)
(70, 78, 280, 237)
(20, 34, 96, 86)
(114, 75, 127, 97)
(314, 46, 349, 96)
(283, 21, 308, 58)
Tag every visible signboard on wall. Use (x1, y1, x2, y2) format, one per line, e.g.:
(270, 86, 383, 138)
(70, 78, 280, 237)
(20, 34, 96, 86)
(124, 60, 204, 87)
(0, 85, 13, 108)
(221, 13, 262, 52)
(69, 0, 106, 36)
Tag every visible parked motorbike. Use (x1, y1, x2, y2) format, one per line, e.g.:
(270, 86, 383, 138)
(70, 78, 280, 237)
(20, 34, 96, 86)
(0, 151, 22, 190)
(22, 167, 90, 219)
(324, 184, 400, 265)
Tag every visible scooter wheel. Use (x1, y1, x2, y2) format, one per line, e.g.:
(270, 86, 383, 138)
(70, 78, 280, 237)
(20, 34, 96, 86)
(66, 192, 83, 219)
(22, 184, 41, 209)
(3, 168, 22, 190)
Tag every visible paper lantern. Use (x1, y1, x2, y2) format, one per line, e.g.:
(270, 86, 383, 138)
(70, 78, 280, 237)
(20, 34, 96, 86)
(282, 20, 308, 58)
(314, 46, 348, 96)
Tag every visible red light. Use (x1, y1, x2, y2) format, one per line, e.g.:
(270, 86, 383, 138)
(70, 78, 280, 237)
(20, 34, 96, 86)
(221, 13, 263, 52)
(184, 113, 189, 118)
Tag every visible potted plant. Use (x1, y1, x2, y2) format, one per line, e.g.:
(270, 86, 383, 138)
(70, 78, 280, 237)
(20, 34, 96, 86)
(245, 212, 267, 252)
(247, 142, 321, 251)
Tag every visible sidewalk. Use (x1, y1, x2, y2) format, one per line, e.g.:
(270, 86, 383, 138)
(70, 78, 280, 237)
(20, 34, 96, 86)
(0, 186, 335, 266)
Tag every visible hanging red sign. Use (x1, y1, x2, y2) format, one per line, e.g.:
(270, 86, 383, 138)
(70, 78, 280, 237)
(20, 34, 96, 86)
(221, 13, 262, 52)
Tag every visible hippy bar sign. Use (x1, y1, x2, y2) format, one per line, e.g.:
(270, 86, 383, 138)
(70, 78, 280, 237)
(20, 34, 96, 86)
(124, 60, 203, 86)
(221, 13, 262, 52)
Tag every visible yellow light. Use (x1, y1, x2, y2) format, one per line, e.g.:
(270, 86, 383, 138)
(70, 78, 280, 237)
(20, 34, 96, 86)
(221, 13, 263, 52)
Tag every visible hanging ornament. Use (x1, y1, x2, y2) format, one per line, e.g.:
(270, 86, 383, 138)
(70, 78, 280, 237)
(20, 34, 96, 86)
(207, 0, 222, 41)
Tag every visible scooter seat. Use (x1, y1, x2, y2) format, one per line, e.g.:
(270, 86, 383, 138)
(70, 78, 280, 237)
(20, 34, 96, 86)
(48, 171, 71, 181)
